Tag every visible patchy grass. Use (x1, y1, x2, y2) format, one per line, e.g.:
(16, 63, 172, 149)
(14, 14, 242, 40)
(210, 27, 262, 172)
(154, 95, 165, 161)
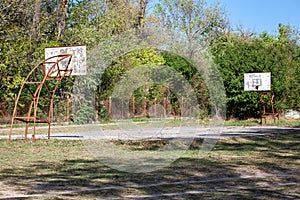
(276, 119, 300, 127)
(224, 119, 261, 126)
(0, 130, 299, 199)
(224, 118, 300, 127)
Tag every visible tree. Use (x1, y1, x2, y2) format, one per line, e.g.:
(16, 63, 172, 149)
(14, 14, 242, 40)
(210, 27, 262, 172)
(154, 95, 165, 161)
(154, 0, 229, 57)
(211, 24, 300, 119)
(97, 48, 210, 119)
(0, 0, 68, 115)
(0, 0, 34, 112)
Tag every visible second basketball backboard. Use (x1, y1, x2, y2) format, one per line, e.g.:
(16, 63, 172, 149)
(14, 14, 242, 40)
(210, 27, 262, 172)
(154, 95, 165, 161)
(244, 72, 271, 91)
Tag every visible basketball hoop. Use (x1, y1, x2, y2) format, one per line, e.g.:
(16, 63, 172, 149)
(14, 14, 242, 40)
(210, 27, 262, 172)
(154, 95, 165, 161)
(244, 72, 278, 125)
(9, 46, 86, 142)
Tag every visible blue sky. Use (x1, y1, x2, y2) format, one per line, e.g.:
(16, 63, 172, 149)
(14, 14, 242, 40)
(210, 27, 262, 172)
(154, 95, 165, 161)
(208, 0, 300, 34)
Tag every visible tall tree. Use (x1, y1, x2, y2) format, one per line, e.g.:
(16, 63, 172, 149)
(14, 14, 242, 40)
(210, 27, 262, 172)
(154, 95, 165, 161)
(154, 0, 229, 57)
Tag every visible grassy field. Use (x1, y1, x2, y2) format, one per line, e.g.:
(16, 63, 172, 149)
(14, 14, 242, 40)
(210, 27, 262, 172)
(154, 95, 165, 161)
(0, 130, 299, 199)
(224, 118, 300, 127)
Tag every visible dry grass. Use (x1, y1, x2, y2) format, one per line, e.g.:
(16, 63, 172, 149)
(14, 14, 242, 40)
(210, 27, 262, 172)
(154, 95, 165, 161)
(0, 130, 299, 199)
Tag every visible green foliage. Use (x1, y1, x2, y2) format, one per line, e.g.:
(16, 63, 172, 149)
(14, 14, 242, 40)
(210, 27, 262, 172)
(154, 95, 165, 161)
(1, 0, 299, 123)
(98, 48, 210, 118)
(99, 48, 166, 100)
(161, 51, 210, 115)
(72, 102, 96, 124)
(98, 105, 110, 122)
(211, 25, 300, 119)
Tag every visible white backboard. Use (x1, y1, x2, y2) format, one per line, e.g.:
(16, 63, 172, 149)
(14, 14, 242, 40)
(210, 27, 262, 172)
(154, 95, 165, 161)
(244, 73, 271, 91)
(45, 46, 86, 76)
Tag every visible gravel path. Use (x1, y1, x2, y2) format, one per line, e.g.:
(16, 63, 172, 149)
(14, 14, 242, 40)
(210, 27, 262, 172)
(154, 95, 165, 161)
(3, 125, 299, 140)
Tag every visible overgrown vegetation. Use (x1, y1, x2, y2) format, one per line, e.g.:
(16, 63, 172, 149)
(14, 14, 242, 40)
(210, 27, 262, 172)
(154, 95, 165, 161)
(0, 0, 299, 123)
(212, 25, 300, 119)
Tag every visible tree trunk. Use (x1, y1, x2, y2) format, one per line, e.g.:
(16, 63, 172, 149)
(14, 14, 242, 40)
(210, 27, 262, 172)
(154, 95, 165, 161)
(31, 0, 43, 38)
(57, 0, 70, 39)
(135, 0, 148, 28)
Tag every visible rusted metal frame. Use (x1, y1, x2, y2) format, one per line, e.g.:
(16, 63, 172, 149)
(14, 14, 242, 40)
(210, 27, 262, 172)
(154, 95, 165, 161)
(42, 81, 53, 97)
(22, 81, 51, 139)
(270, 93, 279, 123)
(46, 54, 73, 77)
(260, 91, 279, 125)
(31, 81, 45, 142)
(9, 54, 73, 141)
(25, 99, 35, 139)
(9, 61, 41, 141)
(31, 54, 73, 141)
(46, 55, 73, 139)
(12, 86, 34, 139)
(24, 84, 35, 98)
(260, 92, 269, 125)
(57, 62, 62, 77)
(47, 72, 71, 139)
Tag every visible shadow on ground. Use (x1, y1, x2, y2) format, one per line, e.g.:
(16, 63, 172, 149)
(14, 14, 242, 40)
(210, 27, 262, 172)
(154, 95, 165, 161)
(0, 129, 299, 199)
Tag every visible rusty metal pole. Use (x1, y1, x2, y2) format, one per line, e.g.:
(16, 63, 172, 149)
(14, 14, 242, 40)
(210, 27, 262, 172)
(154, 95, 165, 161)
(164, 97, 167, 117)
(143, 97, 147, 117)
(109, 97, 112, 119)
(132, 96, 135, 117)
